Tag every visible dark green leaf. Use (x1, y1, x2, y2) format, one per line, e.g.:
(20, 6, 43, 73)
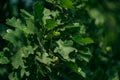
(0, 52, 9, 64)
(73, 36, 94, 45)
(0, 24, 8, 36)
(77, 50, 92, 62)
(20, 9, 34, 20)
(34, 2, 44, 23)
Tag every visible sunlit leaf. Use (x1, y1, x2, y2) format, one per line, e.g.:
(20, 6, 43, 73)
(43, 8, 59, 26)
(36, 52, 52, 65)
(25, 19, 37, 34)
(60, 0, 74, 9)
(11, 52, 25, 69)
(45, 19, 57, 30)
(54, 40, 76, 60)
(78, 67, 86, 78)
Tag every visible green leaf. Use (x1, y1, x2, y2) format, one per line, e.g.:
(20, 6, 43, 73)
(36, 52, 52, 65)
(73, 36, 94, 45)
(11, 52, 25, 69)
(3, 29, 16, 45)
(63, 25, 80, 29)
(0, 24, 8, 36)
(80, 38, 94, 44)
(21, 68, 30, 77)
(25, 19, 37, 34)
(54, 40, 76, 60)
(43, 8, 59, 19)
(34, 2, 44, 23)
(3, 29, 25, 46)
(43, 8, 59, 26)
(11, 46, 34, 69)
(60, 0, 74, 9)
(20, 46, 34, 58)
(43, 8, 51, 21)
(6, 17, 25, 29)
(77, 50, 92, 62)
(6, 17, 36, 34)
(65, 62, 78, 72)
(20, 9, 34, 20)
(89, 9, 104, 25)
(80, 25, 86, 34)
(63, 40, 73, 46)
(0, 52, 9, 64)
(78, 67, 86, 78)
(8, 72, 19, 80)
(45, 19, 57, 30)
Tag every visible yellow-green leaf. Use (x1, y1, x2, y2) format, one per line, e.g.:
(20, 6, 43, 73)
(60, 0, 74, 9)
